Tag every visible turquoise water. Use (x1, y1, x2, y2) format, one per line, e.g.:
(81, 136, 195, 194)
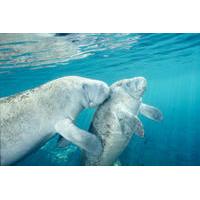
(0, 33, 200, 166)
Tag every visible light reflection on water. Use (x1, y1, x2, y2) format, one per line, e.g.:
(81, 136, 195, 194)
(0, 33, 139, 72)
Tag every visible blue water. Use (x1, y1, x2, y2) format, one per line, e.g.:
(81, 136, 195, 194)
(0, 33, 200, 166)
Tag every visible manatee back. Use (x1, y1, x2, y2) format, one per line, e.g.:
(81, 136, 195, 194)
(84, 97, 115, 165)
(85, 93, 130, 165)
(84, 87, 139, 165)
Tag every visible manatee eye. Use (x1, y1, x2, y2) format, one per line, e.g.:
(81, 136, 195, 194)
(82, 83, 87, 90)
(82, 83, 91, 105)
(134, 80, 140, 89)
(126, 82, 131, 87)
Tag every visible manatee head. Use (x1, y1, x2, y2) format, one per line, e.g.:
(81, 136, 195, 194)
(112, 77, 147, 99)
(82, 80, 110, 108)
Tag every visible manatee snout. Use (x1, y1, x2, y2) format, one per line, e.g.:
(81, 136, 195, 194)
(82, 80, 110, 108)
(93, 82, 110, 107)
(127, 77, 147, 98)
(134, 77, 147, 92)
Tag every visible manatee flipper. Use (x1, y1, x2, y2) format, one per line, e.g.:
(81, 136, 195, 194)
(133, 116, 144, 137)
(117, 109, 144, 137)
(55, 119, 102, 156)
(140, 103, 163, 121)
(56, 136, 71, 148)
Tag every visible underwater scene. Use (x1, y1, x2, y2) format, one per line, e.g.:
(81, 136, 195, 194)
(0, 33, 200, 166)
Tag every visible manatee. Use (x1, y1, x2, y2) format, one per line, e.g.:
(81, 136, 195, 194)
(83, 77, 163, 166)
(0, 76, 110, 165)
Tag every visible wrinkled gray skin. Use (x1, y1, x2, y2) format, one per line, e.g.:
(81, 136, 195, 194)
(0, 76, 110, 165)
(84, 77, 163, 166)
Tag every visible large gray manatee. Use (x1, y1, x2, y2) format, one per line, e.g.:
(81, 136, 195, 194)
(84, 77, 163, 166)
(0, 76, 110, 165)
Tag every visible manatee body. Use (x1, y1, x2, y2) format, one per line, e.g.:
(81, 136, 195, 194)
(0, 76, 110, 165)
(84, 77, 163, 166)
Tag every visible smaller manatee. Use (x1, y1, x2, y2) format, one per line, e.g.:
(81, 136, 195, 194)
(84, 77, 163, 166)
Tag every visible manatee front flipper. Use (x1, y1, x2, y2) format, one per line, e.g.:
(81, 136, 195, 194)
(140, 103, 163, 121)
(56, 135, 71, 148)
(55, 119, 102, 156)
(133, 116, 144, 137)
(117, 109, 144, 137)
